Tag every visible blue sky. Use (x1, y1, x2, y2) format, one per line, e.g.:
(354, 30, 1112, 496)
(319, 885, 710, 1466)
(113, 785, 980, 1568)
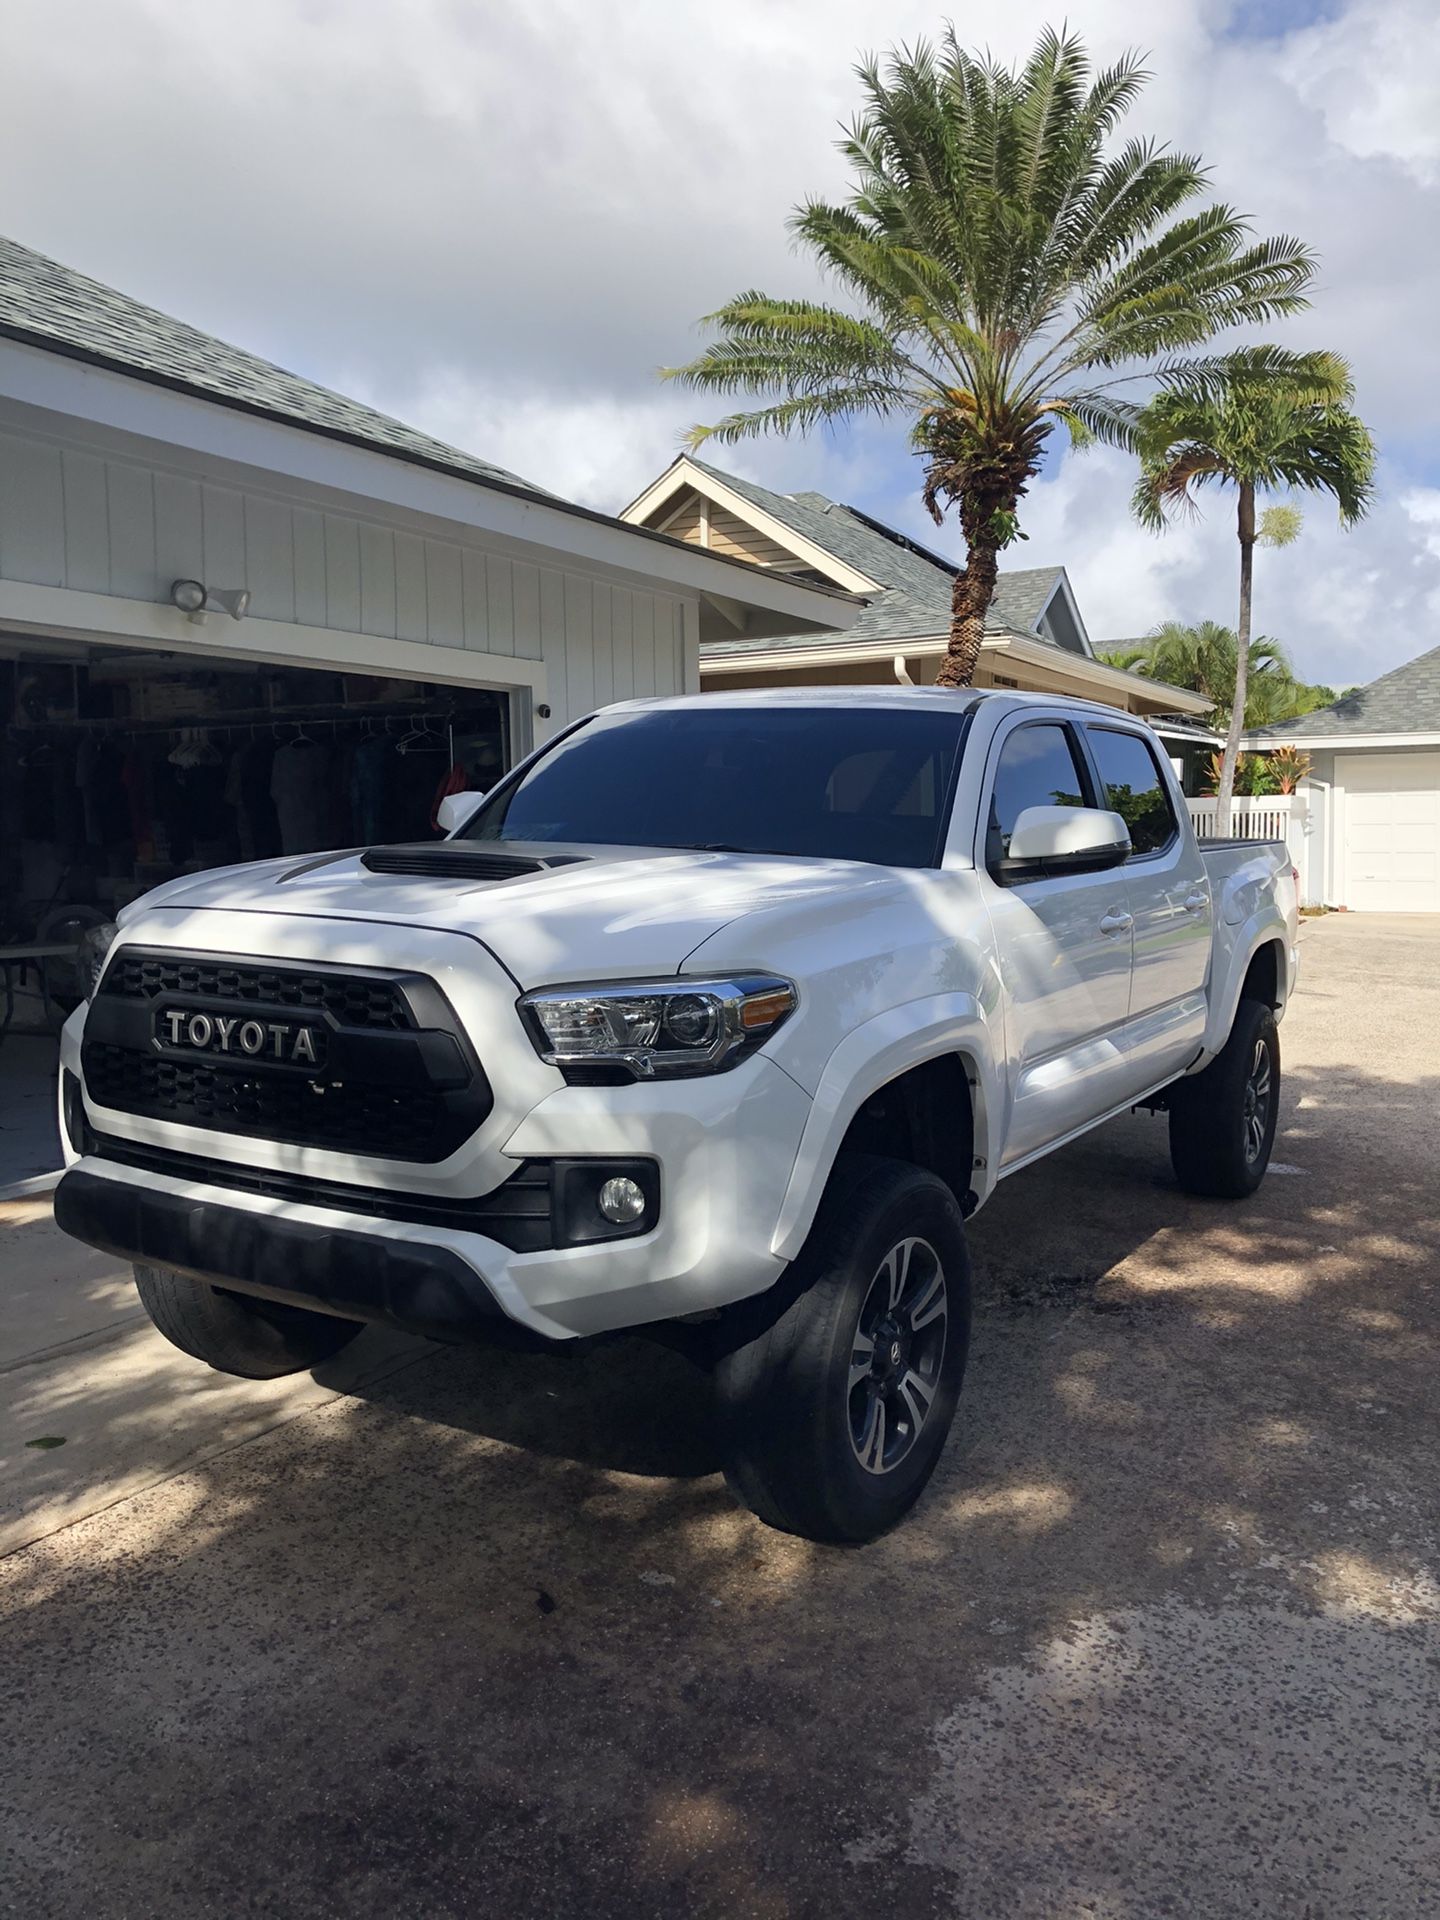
(5, 0, 1438, 685)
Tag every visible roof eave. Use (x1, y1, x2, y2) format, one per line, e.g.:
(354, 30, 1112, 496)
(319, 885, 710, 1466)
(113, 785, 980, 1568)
(0, 334, 864, 633)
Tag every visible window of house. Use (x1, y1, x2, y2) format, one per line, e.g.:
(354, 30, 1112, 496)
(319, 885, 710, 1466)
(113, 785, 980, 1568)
(986, 723, 1089, 867)
(1085, 726, 1178, 856)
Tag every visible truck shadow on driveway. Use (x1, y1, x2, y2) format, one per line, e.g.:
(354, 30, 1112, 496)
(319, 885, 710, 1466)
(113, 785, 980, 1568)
(3, 1056, 1438, 1920)
(320, 1061, 1438, 1489)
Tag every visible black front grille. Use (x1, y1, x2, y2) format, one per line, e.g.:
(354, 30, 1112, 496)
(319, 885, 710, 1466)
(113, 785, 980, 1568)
(83, 948, 491, 1162)
(85, 1045, 442, 1160)
(102, 954, 412, 1031)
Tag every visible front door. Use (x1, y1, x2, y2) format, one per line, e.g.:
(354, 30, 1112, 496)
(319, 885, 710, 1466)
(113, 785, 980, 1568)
(1080, 720, 1211, 1082)
(977, 718, 1135, 1168)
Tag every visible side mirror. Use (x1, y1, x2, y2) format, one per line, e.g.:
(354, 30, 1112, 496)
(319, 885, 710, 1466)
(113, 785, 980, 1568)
(436, 790, 486, 836)
(998, 805, 1131, 880)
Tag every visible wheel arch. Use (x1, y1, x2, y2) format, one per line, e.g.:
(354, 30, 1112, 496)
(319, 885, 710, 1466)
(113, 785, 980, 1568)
(770, 999, 1000, 1262)
(1201, 917, 1292, 1058)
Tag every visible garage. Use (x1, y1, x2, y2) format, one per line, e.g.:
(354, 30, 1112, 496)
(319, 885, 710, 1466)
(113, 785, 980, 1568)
(1341, 751, 1440, 913)
(1251, 641, 1440, 915)
(0, 238, 857, 1187)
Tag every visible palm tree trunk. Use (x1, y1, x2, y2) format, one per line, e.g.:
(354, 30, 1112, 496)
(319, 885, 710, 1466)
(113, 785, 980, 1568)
(1215, 482, 1255, 837)
(935, 537, 1000, 688)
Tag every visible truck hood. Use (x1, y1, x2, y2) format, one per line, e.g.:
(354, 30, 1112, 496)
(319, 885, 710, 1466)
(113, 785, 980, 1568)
(117, 842, 896, 987)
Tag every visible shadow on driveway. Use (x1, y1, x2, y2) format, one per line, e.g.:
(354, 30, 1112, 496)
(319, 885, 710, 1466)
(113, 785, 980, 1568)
(1, 920, 1437, 1919)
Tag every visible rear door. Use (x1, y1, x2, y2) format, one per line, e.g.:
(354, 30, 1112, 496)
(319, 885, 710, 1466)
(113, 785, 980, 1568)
(976, 715, 1135, 1168)
(1080, 721, 1210, 1081)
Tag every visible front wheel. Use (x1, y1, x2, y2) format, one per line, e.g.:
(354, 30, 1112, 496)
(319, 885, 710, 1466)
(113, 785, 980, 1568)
(714, 1156, 971, 1544)
(133, 1264, 363, 1378)
(1168, 997, 1280, 1199)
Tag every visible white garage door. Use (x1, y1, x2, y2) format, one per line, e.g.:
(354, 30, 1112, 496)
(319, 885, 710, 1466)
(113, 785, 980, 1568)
(1342, 752, 1440, 911)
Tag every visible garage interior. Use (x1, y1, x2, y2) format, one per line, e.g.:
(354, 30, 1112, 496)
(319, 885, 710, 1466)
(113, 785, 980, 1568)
(0, 630, 512, 1185)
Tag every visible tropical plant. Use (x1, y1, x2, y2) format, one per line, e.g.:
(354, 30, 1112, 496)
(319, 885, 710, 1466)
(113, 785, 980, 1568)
(1101, 619, 1291, 730)
(1200, 750, 1272, 798)
(664, 28, 1319, 686)
(1266, 745, 1312, 793)
(1132, 358, 1374, 832)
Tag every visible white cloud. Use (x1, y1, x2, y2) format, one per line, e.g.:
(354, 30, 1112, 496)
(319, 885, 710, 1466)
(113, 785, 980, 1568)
(3, 0, 1438, 685)
(1281, 0, 1440, 187)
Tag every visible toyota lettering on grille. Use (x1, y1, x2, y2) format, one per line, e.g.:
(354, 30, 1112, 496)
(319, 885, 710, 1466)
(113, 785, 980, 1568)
(154, 1008, 324, 1066)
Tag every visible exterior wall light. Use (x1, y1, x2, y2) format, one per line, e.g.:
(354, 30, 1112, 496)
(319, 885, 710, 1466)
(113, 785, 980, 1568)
(168, 580, 251, 623)
(170, 578, 207, 614)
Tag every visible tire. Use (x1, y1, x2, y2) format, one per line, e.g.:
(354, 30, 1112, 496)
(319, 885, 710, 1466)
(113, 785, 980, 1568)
(1168, 997, 1280, 1199)
(714, 1155, 971, 1545)
(133, 1263, 363, 1379)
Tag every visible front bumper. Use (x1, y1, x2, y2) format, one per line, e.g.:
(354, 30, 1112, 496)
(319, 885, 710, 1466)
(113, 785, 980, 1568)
(56, 1053, 813, 1342)
(54, 1166, 506, 1341)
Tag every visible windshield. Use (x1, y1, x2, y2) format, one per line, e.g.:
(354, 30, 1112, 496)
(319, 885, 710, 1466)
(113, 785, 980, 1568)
(462, 705, 969, 868)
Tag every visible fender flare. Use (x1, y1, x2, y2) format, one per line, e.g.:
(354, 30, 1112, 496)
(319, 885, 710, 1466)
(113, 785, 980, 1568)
(1199, 912, 1291, 1059)
(770, 994, 1003, 1261)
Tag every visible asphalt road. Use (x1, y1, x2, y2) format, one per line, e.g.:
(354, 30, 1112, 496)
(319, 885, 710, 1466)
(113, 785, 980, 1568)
(2, 913, 1437, 1919)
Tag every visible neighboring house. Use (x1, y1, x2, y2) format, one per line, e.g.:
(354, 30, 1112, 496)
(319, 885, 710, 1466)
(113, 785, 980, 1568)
(1251, 643, 1440, 912)
(621, 457, 1213, 761)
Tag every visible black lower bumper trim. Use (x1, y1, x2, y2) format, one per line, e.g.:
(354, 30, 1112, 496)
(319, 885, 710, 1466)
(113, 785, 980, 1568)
(54, 1167, 504, 1342)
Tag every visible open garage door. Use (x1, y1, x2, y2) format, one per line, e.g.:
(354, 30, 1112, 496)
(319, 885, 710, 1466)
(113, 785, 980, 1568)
(1342, 752, 1440, 912)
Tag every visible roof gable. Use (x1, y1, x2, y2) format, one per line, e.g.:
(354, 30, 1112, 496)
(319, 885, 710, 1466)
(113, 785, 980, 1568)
(0, 235, 543, 495)
(625, 456, 1087, 659)
(1255, 642, 1440, 739)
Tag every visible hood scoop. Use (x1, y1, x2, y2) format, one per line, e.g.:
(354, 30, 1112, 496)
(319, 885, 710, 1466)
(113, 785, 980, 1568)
(361, 844, 588, 882)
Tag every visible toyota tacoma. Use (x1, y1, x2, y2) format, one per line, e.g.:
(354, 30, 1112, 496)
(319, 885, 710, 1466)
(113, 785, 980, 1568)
(54, 690, 1297, 1542)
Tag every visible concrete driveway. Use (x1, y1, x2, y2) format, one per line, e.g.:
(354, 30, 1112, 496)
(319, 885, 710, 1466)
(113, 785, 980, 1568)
(2, 913, 1437, 1919)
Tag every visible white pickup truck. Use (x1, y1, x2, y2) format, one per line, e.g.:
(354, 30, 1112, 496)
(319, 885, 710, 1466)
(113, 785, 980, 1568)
(55, 689, 1297, 1542)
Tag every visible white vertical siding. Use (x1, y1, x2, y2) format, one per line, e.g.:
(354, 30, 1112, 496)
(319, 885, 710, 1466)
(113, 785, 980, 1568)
(61, 450, 109, 592)
(106, 462, 156, 599)
(0, 428, 700, 732)
(0, 435, 64, 584)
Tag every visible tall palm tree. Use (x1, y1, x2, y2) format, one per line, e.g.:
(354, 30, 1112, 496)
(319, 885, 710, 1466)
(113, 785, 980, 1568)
(1103, 619, 1291, 730)
(664, 28, 1319, 686)
(1132, 360, 1374, 832)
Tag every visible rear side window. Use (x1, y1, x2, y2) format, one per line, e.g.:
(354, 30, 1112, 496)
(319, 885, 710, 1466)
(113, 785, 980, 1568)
(1086, 727, 1178, 856)
(986, 722, 1089, 866)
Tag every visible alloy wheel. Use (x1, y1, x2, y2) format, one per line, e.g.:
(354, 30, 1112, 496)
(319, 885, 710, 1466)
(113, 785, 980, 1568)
(848, 1237, 948, 1476)
(1242, 1037, 1272, 1165)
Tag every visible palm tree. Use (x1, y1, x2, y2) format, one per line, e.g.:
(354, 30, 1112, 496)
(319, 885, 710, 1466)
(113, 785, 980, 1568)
(1132, 361, 1374, 832)
(1102, 619, 1291, 731)
(664, 28, 1319, 686)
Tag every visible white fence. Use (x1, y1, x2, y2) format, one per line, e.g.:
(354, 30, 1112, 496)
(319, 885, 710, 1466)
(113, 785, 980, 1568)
(1185, 794, 1315, 901)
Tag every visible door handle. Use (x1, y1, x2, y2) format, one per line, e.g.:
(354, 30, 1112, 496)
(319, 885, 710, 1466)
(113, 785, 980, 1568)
(1098, 910, 1133, 936)
(1183, 891, 1209, 913)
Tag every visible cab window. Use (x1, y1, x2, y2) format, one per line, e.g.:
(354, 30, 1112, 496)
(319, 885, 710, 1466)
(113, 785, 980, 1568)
(986, 723, 1090, 868)
(1085, 727, 1178, 857)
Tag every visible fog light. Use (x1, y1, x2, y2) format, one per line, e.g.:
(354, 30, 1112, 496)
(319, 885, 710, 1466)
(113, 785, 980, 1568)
(597, 1175, 646, 1224)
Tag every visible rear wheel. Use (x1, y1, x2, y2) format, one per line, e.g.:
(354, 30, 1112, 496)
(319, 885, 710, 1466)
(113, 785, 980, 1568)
(133, 1263, 363, 1378)
(1168, 997, 1280, 1198)
(714, 1155, 971, 1544)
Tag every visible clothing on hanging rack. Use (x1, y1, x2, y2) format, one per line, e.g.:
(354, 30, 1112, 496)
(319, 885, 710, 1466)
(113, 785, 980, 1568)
(270, 735, 333, 854)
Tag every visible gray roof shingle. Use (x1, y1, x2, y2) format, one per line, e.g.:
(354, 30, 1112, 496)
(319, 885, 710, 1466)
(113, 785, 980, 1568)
(688, 458, 1065, 653)
(1254, 643, 1440, 738)
(0, 236, 545, 494)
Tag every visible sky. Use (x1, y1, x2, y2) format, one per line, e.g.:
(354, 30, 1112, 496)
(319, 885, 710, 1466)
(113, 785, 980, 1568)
(4, 0, 1439, 686)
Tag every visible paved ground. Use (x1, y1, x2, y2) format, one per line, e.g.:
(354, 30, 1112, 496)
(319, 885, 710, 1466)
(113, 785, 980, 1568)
(1, 914, 1436, 1919)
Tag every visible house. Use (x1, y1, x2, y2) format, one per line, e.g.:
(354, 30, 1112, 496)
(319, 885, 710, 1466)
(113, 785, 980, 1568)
(0, 238, 857, 907)
(621, 457, 1213, 763)
(0, 237, 862, 1182)
(1251, 643, 1440, 912)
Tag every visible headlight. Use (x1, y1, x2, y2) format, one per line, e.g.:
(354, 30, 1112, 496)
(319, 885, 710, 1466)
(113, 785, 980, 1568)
(78, 922, 119, 1000)
(520, 975, 797, 1081)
